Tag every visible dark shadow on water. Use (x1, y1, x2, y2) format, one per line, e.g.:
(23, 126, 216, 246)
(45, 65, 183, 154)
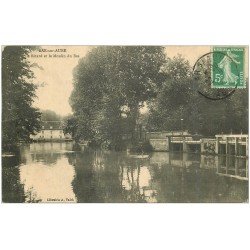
(2, 153, 26, 203)
(70, 150, 148, 202)
(2, 142, 249, 203)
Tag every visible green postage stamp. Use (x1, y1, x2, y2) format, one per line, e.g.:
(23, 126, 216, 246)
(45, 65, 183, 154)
(212, 46, 246, 88)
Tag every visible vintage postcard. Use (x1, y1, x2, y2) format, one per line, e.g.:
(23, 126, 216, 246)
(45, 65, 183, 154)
(1, 45, 248, 203)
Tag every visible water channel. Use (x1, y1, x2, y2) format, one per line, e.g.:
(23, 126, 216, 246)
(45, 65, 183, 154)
(2, 142, 248, 203)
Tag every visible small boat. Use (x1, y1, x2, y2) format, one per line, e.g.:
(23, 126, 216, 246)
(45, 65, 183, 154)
(2, 154, 15, 157)
(129, 154, 149, 159)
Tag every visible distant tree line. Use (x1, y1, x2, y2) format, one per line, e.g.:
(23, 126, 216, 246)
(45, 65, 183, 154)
(67, 46, 248, 150)
(41, 109, 62, 121)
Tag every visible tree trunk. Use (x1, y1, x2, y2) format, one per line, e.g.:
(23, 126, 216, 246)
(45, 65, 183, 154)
(129, 103, 139, 144)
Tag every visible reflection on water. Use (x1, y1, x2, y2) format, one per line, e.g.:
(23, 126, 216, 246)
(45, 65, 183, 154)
(20, 158, 76, 203)
(2, 142, 248, 203)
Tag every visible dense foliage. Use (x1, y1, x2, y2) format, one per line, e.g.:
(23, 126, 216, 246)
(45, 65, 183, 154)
(41, 109, 62, 121)
(147, 55, 248, 135)
(2, 46, 41, 148)
(67, 47, 248, 150)
(69, 46, 165, 149)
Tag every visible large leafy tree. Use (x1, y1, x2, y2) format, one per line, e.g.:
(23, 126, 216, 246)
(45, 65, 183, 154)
(147, 55, 194, 131)
(147, 55, 248, 136)
(2, 46, 41, 147)
(69, 46, 166, 148)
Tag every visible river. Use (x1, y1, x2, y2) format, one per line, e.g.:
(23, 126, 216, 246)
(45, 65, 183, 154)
(2, 142, 248, 203)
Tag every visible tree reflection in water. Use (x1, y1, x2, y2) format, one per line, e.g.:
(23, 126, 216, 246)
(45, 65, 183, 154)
(2, 142, 248, 203)
(70, 150, 248, 203)
(149, 153, 248, 202)
(70, 150, 157, 202)
(2, 153, 26, 203)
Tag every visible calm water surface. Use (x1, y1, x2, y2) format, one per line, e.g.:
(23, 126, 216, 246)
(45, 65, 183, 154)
(2, 142, 248, 203)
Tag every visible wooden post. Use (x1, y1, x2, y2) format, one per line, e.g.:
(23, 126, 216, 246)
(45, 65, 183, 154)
(217, 156, 221, 174)
(215, 137, 219, 154)
(183, 137, 187, 153)
(167, 136, 171, 152)
(226, 137, 229, 155)
(200, 139, 205, 154)
(182, 153, 188, 167)
(235, 158, 238, 176)
(238, 141, 241, 156)
(246, 136, 248, 157)
(200, 155, 205, 168)
(235, 137, 238, 156)
(246, 158, 248, 179)
(226, 156, 228, 174)
(215, 156, 219, 172)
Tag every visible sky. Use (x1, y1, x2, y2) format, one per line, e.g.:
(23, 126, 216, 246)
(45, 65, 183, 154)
(31, 46, 91, 115)
(30, 46, 210, 116)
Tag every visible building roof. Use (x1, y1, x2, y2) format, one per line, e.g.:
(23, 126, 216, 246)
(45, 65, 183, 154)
(41, 121, 63, 130)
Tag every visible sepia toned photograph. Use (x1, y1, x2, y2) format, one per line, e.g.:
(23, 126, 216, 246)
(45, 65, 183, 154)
(1, 45, 249, 203)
